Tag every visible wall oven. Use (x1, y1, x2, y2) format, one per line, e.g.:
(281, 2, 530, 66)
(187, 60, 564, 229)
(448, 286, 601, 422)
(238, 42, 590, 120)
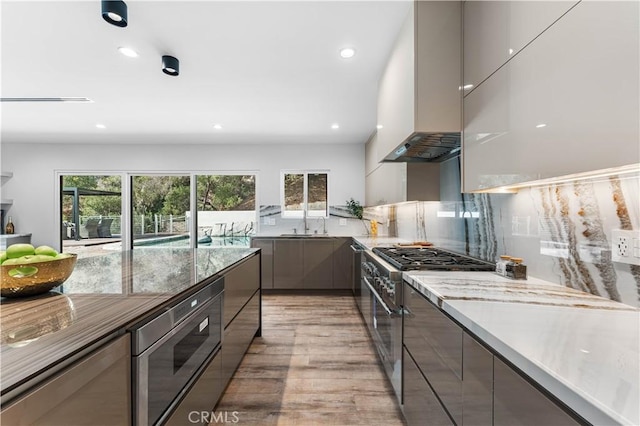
(130, 277, 224, 426)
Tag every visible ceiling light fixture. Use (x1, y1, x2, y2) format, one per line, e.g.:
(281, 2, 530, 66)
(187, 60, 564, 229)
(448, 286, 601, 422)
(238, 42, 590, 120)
(339, 47, 356, 59)
(162, 55, 179, 76)
(536, 123, 547, 128)
(118, 47, 138, 58)
(377, 124, 384, 130)
(331, 123, 340, 129)
(96, 124, 106, 129)
(213, 124, 222, 130)
(101, 1, 128, 27)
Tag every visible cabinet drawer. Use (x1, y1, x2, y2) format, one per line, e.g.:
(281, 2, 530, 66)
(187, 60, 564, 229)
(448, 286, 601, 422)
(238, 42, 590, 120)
(403, 282, 462, 425)
(221, 291, 260, 385)
(494, 357, 581, 425)
(223, 254, 260, 327)
(402, 347, 454, 426)
(462, 333, 493, 425)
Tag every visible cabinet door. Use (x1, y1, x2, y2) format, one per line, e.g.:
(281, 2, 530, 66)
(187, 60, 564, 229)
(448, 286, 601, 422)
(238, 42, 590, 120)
(273, 239, 304, 289)
(494, 358, 580, 425)
(221, 291, 260, 386)
(403, 347, 454, 426)
(303, 239, 334, 289)
(332, 238, 352, 289)
(403, 282, 462, 425)
(1, 335, 131, 425)
(250, 239, 273, 289)
(462, 333, 493, 425)
(222, 253, 260, 327)
(365, 163, 406, 206)
(463, 1, 639, 191)
(463, 1, 579, 89)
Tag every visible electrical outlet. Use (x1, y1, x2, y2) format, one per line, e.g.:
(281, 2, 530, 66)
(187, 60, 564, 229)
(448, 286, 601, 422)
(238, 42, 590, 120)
(611, 229, 640, 266)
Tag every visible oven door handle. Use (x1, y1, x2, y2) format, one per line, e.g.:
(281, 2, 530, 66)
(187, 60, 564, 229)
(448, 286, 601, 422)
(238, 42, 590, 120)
(350, 244, 365, 253)
(363, 276, 398, 317)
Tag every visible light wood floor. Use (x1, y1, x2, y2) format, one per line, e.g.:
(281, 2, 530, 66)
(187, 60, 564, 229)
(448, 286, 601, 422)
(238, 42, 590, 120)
(214, 293, 406, 425)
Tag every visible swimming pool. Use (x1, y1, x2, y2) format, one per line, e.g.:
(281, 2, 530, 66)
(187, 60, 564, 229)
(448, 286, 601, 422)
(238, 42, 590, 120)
(134, 235, 251, 247)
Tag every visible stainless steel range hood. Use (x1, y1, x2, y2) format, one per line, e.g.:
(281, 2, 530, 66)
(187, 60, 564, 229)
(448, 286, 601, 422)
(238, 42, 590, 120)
(384, 132, 461, 162)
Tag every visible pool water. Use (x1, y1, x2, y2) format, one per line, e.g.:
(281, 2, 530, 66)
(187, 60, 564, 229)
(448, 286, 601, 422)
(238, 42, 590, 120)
(134, 235, 251, 247)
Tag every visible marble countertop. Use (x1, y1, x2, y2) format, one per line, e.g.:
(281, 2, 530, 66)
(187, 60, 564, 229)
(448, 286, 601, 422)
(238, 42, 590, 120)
(404, 271, 639, 426)
(0, 247, 258, 402)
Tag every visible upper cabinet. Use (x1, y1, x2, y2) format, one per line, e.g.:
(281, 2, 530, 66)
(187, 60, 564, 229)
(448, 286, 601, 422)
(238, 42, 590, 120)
(463, 1, 579, 91)
(462, 1, 640, 192)
(376, 1, 462, 163)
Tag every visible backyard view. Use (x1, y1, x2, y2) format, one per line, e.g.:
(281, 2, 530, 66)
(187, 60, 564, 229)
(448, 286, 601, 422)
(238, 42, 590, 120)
(61, 174, 256, 257)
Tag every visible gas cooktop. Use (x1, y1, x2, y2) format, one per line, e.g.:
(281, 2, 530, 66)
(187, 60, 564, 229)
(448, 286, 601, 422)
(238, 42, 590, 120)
(372, 247, 495, 272)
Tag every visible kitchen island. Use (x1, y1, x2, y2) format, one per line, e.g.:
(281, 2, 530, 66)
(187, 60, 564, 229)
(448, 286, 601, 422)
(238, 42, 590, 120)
(403, 271, 639, 426)
(0, 247, 260, 425)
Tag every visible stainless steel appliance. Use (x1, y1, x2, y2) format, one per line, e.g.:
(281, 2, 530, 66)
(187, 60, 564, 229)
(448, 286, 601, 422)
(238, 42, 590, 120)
(350, 241, 366, 302)
(359, 246, 494, 403)
(130, 277, 224, 426)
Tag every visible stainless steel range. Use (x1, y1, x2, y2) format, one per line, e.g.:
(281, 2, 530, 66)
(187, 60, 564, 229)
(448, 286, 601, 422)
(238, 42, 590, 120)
(359, 246, 494, 404)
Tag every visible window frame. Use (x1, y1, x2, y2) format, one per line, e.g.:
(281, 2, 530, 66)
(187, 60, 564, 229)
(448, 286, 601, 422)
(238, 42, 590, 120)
(280, 170, 329, 219)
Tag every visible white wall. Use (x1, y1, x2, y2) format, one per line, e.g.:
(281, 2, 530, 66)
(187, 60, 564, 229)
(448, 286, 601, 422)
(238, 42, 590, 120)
(1, 142, 364, 247)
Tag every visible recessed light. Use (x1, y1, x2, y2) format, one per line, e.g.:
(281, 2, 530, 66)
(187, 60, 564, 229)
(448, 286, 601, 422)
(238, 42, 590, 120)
(508, 48, 514, 55)
(96, 124, 106, 129)
(213, 124, 222, 130)
(376, 124, 384, 130)
(339, 47, 356, 59)
(463, 84, 474, 90)
(331, 123, 340, 129)
(118, 47, 138, 58)
(536, 123, 547, 128)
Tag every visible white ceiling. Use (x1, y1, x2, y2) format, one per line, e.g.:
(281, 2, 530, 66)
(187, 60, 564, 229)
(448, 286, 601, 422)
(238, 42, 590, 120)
(1, 0, 411, 145)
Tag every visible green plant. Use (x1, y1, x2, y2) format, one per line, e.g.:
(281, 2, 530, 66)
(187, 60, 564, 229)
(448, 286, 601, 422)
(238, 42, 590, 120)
(345, 198, 363, 220)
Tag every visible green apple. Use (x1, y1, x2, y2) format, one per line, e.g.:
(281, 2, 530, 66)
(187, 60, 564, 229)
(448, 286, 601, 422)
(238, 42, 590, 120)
(6, 244, 36, 259)
(0, 251, 6, 264)
(55, 253, 73, 260)
(35, 245, 58, 257)
(2, 254, 56, 266)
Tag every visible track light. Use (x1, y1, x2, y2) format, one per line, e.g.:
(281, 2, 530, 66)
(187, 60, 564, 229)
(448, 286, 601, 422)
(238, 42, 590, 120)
(102, 1, 128, 27)
(162, 55, 180, 76)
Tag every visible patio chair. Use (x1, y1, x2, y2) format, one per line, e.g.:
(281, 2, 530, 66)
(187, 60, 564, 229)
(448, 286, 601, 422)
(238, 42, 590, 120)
(98, 218, 114, 238)
(81, 218, 100, 238)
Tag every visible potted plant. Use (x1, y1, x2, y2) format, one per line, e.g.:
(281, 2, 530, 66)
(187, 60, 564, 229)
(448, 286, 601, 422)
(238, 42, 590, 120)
(346, 198, 369, 235)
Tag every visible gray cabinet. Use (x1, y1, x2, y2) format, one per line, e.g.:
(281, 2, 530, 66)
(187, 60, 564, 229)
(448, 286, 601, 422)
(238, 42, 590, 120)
(1, 335, 131, 425)
(250, 238, 273, 289)
(402, 347, 454, 426)
(165, 354, 223, 426)
(462, 333, 493, 425)
(273, 239, 304, 289)
(494, 358, 580, 426)
(221, 292, 260, 386)
(259, 237, 353, 290)
(222, 253, 260, 327)
(403, 282, 462, 425)
(303, 239, 334, 289)
(332, 238, 352, 289)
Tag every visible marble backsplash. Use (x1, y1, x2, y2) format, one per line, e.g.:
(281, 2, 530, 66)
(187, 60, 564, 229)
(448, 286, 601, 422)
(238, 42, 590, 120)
(365, 169, 640, 308)
(257, 205, 370, 236)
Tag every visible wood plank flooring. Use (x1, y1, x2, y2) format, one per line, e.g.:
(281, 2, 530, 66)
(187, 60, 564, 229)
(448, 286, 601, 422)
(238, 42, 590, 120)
(213, 293, 406, 425)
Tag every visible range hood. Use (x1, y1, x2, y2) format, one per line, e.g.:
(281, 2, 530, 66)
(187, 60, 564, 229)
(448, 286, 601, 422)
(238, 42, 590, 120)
(376, 1, 462, 163)
(384, 132, 461, 162)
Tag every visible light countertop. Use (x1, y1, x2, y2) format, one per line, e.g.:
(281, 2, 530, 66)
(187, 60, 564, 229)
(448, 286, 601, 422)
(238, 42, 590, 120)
(404, 271, 639, 426)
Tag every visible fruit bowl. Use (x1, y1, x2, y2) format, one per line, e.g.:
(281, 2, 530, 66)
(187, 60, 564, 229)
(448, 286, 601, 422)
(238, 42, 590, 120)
(0, 254, 78, 298)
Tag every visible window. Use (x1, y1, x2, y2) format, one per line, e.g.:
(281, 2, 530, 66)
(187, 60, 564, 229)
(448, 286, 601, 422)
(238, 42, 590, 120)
(196, 174, 256, 243)
(281, 171, 328, 218)
(131, 175, 191, 248)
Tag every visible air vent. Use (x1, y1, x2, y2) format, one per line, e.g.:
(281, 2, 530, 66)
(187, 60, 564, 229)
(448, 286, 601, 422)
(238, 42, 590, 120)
(384, 132, 461, 162)
(0, 97, 93, 103)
